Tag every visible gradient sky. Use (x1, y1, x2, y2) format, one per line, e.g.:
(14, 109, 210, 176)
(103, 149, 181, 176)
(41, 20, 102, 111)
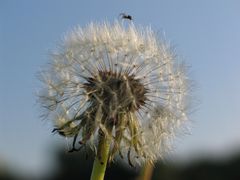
(1, 0, 240, 176)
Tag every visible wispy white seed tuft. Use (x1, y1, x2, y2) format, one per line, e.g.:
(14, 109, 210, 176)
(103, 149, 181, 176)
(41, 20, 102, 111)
(38, 21, 191, 166)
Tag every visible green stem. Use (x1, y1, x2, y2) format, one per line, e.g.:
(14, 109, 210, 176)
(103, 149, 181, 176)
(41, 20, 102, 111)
(90, 135, 110, 180)
(138, 161, 154, 180)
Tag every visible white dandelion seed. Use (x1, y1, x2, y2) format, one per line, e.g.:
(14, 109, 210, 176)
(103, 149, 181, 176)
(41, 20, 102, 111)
(38, 21, 190, 166)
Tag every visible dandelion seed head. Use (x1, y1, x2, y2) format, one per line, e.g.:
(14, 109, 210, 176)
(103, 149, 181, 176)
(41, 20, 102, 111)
(38, 21, 190, 165)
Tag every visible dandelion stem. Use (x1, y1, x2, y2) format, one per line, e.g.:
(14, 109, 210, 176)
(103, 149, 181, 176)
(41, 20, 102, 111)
(138, 161, 154, 180)
(90, 134, 110, 180)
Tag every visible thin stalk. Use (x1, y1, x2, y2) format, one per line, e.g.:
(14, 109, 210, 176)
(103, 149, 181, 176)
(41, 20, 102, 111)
(90, 134, 110, 180)
(138, 161, 154, 180)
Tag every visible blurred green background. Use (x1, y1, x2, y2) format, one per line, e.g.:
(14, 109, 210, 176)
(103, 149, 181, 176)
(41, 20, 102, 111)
(1, 147, 240, 179)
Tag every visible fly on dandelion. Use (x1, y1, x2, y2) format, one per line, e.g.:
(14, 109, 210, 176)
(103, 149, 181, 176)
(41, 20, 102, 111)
(119, 13, 133, 21)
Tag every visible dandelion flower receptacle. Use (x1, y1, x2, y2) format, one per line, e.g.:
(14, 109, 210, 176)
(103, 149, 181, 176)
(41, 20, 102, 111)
(38, 21, 190, 178)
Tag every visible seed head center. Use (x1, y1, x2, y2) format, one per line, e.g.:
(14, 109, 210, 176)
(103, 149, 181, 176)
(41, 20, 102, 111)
(84, 70, 148, 113)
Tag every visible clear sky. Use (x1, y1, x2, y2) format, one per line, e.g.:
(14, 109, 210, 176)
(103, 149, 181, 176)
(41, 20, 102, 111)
(1, 0, 240, 176)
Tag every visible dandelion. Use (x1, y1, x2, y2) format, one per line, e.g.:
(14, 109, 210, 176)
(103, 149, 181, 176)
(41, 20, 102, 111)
(38, 21, 190, 180)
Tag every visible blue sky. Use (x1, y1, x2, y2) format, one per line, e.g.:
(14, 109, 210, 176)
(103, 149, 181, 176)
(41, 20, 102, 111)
(1, 0, 240, 176)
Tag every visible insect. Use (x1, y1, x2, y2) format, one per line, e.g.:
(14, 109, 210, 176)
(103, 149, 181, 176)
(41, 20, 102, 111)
(119, 13, 133, 21)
